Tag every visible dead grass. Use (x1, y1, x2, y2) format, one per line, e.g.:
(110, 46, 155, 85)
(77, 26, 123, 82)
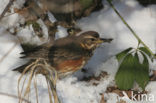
(17, 58, 60, 103)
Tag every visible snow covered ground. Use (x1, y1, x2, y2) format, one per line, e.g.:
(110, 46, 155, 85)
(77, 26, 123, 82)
(0, 0, 156, 103)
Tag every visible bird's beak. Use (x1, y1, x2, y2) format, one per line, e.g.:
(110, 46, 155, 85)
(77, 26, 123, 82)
(96, 38, 113, 44)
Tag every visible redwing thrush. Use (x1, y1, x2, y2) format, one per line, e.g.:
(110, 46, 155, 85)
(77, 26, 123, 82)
(13, 31, 112, 78)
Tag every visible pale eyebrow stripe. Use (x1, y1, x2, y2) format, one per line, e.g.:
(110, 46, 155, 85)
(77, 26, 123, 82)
(83, 35, 96, 39)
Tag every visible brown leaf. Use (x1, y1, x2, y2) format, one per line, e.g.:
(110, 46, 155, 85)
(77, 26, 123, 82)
(150, 70, 156, 81)
(117, 99, 126, 103)
(82, 71, 108, 82)
(14, 8, 28, 15)
(126, 90, 148, 100)
(106, 86, 123, 97)
(106, 86, 148, 101)
(100, 94, 106, 103)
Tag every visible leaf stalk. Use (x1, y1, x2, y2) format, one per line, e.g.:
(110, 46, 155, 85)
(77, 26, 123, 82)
(106, 0, 156, 58)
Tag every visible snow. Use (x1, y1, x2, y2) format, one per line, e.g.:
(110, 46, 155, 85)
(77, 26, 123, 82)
(0, 0, 156, 103)
(17, 19, 49, 45)
(0, 0, 9, 15)
(55, 26, 68, 39)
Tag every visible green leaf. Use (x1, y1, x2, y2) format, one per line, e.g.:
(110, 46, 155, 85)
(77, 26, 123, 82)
(134, 52, 149, 90)
(138, 47, 151, 58)
(116, 47, 133, 62)
(115, 54, 135, 90)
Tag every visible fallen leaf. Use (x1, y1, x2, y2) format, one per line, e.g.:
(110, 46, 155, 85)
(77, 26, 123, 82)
(81, 71, 108, 82)
(117, 99, 126, 103)
(106, 86, 148, 101)
(150, 70, 156, 81)
(100, 94, 106, 103)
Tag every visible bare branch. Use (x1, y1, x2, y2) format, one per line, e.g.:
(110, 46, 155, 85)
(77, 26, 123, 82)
(0, 43, 18, 64)
(0, 92, 31, 103)
(0, 0, 15, 21)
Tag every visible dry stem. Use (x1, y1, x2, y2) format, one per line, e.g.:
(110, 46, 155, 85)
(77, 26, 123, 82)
(17, 58, 60, 103)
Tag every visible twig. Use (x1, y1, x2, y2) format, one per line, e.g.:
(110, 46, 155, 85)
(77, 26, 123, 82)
(106, 0, 156, 58)
(0, 92, 30, 103)
(33, 74, 39, 103)
(0, 43, 18, 63)
(0, 0, 15, 21)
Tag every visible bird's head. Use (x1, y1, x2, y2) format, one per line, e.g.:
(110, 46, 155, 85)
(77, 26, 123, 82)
(77, 31, 113, 50)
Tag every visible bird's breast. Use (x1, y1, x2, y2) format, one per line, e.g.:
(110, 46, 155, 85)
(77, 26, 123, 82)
(56, 57, 86, 77)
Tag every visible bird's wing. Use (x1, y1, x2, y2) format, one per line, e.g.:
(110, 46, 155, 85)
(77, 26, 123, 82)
(20, 46, 49, 59)
(48, 44, 84, 66)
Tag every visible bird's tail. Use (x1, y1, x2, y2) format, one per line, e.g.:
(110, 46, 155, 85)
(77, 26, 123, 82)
(12, 60, 34, 73)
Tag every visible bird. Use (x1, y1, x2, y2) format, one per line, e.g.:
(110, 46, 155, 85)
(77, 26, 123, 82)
(13, 31, 113, 78)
